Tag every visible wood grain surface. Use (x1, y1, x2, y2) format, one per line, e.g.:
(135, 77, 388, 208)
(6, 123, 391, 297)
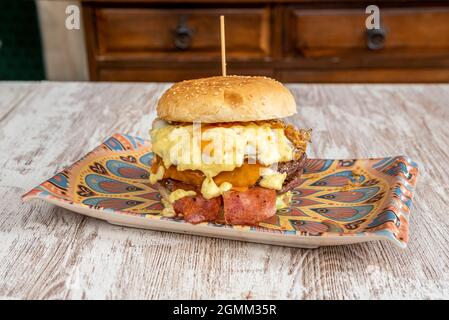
(0, 81, 448, 299)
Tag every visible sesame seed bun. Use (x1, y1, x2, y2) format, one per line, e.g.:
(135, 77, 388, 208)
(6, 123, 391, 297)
(156, 76, 297, 123)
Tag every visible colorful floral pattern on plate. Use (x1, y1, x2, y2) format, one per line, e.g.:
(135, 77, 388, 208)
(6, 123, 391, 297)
(22, 133, 419, 248)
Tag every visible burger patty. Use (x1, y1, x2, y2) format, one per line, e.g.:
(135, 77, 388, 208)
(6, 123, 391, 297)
(160, 153, 307, 195)
(276, 152, 307, 193)
(278, 154, 306, 177)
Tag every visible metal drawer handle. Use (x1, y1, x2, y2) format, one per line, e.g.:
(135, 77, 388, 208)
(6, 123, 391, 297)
(174, 16, 193, 50)
(366, 27, 386, 50)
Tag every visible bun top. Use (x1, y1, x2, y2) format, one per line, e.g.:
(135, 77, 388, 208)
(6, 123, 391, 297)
(156, 76, 297, 123)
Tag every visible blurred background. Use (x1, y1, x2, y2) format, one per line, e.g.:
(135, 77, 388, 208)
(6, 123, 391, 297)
(1, 0, 449, 82)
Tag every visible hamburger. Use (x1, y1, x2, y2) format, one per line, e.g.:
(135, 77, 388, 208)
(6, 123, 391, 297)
(149, 76, 311, 225)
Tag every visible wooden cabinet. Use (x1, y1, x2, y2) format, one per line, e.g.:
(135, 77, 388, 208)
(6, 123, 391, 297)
(82, 1, 449, 83)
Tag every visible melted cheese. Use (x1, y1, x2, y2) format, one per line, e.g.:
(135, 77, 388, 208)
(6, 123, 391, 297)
(150, 123, 294, 178)
(161, 162, 264, 188)
(276, 191, 292, 209)
(259, 172, 287, 190)
(150, 123, 296, 197)
(161, 199, 176, 217)
(168, 189, 196, 203)
(201, 177, 232, 199)
(149, 165, 165, 184)
(213, 162, 263, 187)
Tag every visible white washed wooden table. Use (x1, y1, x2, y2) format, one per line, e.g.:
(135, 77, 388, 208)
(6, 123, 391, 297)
(0, 81, 448, 299)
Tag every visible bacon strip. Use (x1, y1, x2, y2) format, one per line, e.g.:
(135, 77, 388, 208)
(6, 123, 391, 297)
(222, 187, 276, 226)
(173, 195, 222, 224)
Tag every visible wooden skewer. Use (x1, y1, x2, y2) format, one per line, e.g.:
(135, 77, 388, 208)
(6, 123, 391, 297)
(220, 15, 226, 76)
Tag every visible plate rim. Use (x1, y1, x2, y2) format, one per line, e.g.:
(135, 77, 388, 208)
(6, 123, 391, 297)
(22, 195, 394, 248)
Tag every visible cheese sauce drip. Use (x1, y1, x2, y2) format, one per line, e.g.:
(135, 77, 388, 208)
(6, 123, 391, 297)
(168, 189, 196, 203)
(201, 178, 232, 199)
(149, 165, 165, 184)
(260, 172, 287, 190)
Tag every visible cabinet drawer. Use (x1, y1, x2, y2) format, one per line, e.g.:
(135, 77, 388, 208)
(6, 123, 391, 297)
(287, 8, 449, 58)
(95, 8, 270, 60)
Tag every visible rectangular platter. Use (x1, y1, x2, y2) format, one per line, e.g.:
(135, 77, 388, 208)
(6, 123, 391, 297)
(22, 133, 419, 248)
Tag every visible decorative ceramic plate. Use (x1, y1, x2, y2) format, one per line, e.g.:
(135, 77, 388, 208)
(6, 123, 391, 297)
(22, 133, 418, 249)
